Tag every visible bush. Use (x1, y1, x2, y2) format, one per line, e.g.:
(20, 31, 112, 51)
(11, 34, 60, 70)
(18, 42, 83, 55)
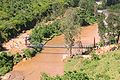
(95, 74, 110, 80)
(13, 53, 23, 65)
(23, 49, 36, 59)
(41, 71, 92, 80)
(91, 53, 100, 60)
(42, 27, 53, 38)
(30, 25, 44, 45)
(0, 66, 12, 76)
(63, 71, 91, 80)
(0, 52, 13, 76)
(30, 20, 61, 45)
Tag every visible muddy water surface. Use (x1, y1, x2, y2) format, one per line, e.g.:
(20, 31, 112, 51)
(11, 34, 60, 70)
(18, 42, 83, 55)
(6, 24, 100, 80)
(13, 35, 66, 80)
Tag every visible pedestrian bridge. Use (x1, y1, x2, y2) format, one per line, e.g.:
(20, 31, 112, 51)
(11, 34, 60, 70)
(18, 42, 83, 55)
(27, 44, 95, 49)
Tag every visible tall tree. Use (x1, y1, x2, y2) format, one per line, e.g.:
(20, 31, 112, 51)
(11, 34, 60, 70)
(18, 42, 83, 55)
(61, 8, 79, 56)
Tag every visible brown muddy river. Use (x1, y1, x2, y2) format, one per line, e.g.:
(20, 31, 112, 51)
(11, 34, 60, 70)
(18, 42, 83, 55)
(12, 35, 65, 80)
(5, 24, 100, 80)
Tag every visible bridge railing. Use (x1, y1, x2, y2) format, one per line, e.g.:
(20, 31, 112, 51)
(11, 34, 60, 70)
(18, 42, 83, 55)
(27, 44, 95, 49)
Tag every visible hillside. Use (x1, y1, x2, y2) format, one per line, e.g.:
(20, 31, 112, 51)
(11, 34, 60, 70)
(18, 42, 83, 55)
(65, 49, 120, 80)
(0, 0, 67, 43)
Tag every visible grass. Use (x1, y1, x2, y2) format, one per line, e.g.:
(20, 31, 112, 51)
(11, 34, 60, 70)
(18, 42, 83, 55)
(64, 49, 120, 80)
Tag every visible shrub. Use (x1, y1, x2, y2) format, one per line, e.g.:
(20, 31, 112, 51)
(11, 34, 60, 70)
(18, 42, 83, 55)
(42, 27, 53, 38)
(13, 53, 23, 65)
(41, 71, 92, 80)
(30, 20, 61, 45)
(95, 74, 110, 80)
(91, 53, 100, 60)
(30, 27, 43, 45)
(63, 71, 91, 80)
(0, 52, 13, 76)
(23, 49, 36, 59)
(0, 66, 12, 76)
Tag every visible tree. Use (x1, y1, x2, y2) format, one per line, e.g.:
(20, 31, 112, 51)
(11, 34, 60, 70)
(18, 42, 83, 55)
(66, 0, 80, 7)
(78, 0, 96, 26)
(106, 13, 120, 44)
(61, 8, 79, 56)
(0, 0, 68, 44)
(97, 13, 108, 45)
(98, 12, 120, 44)
(106, 0, 120, 6)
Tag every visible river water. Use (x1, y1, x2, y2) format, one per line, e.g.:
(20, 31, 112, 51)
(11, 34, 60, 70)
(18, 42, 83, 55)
(5, 23, 100, 80)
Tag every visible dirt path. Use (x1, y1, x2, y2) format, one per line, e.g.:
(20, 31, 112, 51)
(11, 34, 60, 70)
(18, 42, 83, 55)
(3, 24, 100, 80)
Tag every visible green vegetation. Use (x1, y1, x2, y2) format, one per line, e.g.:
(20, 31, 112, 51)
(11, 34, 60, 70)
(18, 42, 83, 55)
(1, 0, 120, 78)
(64, 50, 120, 80)
(0, 0, 96, 44)
(13, 53, 23, 64)
(61, 8, 79, 56)
(41, 50, 120, 80)
(0, 52, 13, 76)
(97, 1, 120, 45)
(106, 0, 120, 6)
(78, 0, 96, 25)
(0, 0, 98, 76)
(0, 48, 39, 75)
(0, 0, 68, 43)
(106, 13, 120, 44)
(23, 48, 37, 59)
(30, 20, 61, 45)
(41, 49, 120, 80)
(41, 71, 92, 80)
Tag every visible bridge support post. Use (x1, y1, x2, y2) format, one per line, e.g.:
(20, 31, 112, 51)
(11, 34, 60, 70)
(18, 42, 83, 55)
(94, 37, 96, 48)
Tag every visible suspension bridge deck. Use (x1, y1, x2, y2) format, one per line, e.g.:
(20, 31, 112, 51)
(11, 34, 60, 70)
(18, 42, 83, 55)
(27, 44, 95, 49)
